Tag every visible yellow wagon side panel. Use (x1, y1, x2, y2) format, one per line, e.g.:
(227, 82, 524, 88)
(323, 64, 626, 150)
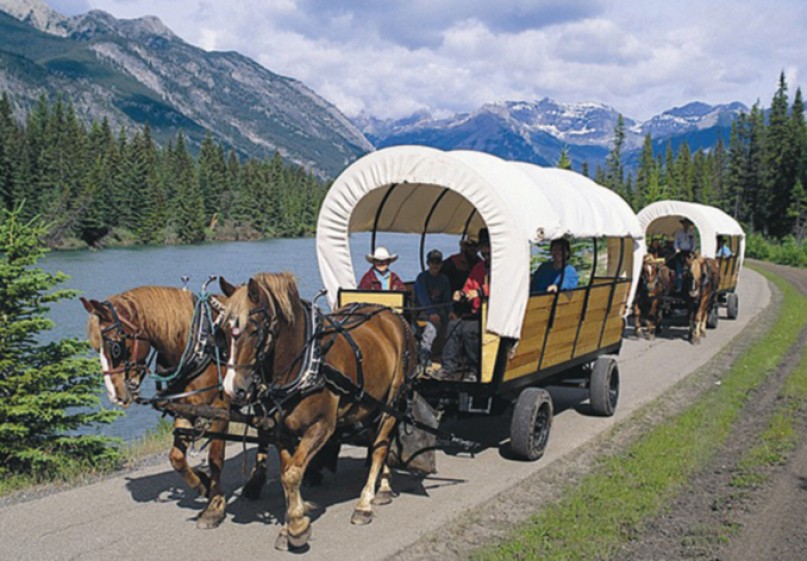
(338, 290, 407, 312)
(573, 285, 612, 357)
(539, 290, 586, 369)
(718, 257, 738, 291)
(503, 294, 554, 381)
(480, 303, 501, 384)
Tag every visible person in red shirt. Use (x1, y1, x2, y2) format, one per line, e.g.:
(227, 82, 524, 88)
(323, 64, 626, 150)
(358, 246, 406, 291)
(436, 228, 489, 381)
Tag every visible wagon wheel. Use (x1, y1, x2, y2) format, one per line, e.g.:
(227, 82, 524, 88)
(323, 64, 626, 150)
(726, 293, 739, 319)
(590, 356, 619, 417)
(706, 304, 719, 329)
(509, 388, 553, 461)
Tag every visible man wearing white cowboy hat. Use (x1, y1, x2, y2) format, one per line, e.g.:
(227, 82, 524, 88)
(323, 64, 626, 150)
(672, 217, 697, 292)
(358, 246, 406, 291)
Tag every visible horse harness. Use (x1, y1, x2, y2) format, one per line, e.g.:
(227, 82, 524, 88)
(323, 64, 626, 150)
(99, 301, 154, 395)
(100, 294, 227, 407)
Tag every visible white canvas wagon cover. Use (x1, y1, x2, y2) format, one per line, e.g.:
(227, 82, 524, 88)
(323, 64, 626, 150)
(637, 200, 746, 267)
(317, 146, 643, 339)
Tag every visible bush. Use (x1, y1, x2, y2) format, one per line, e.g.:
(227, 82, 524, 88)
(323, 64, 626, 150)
(0, 206, 121, 479)
(745, 233, 807, 268)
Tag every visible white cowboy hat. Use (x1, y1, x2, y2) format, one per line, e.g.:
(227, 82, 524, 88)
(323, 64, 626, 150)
(365, 246, 398, 264)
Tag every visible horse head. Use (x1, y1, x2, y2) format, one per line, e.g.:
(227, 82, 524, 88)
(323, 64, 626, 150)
(685, 253, 702, 299)
(81, 297, 152, 408)
(219, 273, 300, 404)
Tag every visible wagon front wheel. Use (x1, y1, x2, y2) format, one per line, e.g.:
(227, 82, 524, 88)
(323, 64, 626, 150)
(590, 356, 619, 417)
(706, 305, 719, 329)
(509, 387, 553, 461)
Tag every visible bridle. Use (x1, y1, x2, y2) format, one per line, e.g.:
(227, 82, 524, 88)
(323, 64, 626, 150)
(99, 301, 153, 394)
(227, 303, 281, 388)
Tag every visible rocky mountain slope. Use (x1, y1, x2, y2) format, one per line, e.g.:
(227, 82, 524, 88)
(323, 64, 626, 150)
(0, 0, 373, 177)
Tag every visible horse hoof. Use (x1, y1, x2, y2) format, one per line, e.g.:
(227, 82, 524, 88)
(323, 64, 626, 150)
(274, 530, 289, 551)
(372, 490, 394, 505)
(196, 496, 226, 530)
(287, 524, 312, 549)
(351, 509, 374, 525)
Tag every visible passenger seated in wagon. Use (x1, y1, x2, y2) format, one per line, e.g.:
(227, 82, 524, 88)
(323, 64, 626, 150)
(530, 238, 579, 294)
(414, 249, 452, 360)
(358, 246, 406, 291)
(716, 235, 732, 258)
(436, 228, 490, 381)
(441, 234, 480, 318)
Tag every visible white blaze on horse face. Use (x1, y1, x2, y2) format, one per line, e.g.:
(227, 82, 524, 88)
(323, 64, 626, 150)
(99, 350, 120, 404)
(223, 323, 239, 398)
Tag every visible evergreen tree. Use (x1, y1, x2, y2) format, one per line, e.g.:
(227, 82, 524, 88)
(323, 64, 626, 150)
(557, 146, 572, 170)
(605, 114, 626, 198)
(787, 179, 807, 241)
(764, 72, 799, 237)
(0, 205, 120, 477)
(170, 132, 205, 243)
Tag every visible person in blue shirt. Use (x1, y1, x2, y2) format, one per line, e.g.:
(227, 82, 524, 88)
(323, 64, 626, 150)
(716, 236, 732, 258)
(414, 249, 452, 359)
(530, 238, 579, 294)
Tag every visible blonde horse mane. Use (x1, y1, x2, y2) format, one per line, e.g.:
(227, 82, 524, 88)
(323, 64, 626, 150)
(85, 286, 196, 349)
(224, 272, 300, 330)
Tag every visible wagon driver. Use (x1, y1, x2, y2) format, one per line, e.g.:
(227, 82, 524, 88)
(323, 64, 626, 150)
(358, 246, 406, 291)
(671, 218, 696, 292)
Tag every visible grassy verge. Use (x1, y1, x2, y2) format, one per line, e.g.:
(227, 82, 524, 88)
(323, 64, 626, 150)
(731, 322, 807, 489)
(476, 266, 807, 561)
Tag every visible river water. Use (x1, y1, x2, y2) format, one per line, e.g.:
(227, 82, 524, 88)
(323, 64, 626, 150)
(41, 232, 461, 441)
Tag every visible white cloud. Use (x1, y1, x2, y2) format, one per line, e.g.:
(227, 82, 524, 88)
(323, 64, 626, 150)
(41, 0, 807, 122)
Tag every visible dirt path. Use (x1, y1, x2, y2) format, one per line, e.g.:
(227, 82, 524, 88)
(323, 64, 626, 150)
(619, 260, 807, 561)
(0, 268, 776, 560)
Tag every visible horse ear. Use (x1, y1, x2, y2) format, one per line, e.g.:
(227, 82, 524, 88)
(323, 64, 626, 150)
(81, 297, 113, 321)
(247, 277, 261, 304)
(220, 276, 237, 297)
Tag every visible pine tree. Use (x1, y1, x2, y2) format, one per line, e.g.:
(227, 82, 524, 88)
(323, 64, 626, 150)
(764, 72, 799, 237)
(605, 114, 626, 198)
(557, 147, 572, 170)
(787, 179, 807, 241)
(170, 132, 205, 243)
(0, 205, 120, 477)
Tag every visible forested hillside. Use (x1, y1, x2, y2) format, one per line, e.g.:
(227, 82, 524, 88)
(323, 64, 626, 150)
(596, 73, 806, 244)
(0, 92, 327, 249)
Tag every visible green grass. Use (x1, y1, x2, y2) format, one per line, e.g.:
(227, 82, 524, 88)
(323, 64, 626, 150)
(476, 265, 807, 561)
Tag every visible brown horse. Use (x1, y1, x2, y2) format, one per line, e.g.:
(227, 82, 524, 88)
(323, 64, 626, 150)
(633, 255, 672, 339)
(218, 272, 417, 550)
(82, 286, 251, 529)
(684, 255, 720, 344)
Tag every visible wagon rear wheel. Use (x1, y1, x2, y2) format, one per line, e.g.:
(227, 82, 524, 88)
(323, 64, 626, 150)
(590, 356, 619, 417)
(509, 388, 553, 461)
(706, 304, 719, 329)
(726, 293, 739, 319)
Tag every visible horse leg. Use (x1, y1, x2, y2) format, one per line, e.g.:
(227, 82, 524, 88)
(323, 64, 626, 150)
(242, 430, 271, 500)
(351, 413, 398, 525)
(279, 422, 334, 550)
(169, 417, 210, 497)
(196, 419, 227, 529)
(633, 305, 644, 339)
(373, 463, 395, 506)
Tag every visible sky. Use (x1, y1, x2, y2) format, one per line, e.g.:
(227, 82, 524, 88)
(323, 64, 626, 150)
(44, 0, 807, 123)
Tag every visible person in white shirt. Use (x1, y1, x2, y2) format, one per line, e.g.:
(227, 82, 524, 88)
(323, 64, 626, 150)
(673, 218, 696, 291)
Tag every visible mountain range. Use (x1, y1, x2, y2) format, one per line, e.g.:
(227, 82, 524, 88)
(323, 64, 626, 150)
(0, 0, 373, 178)
(1, 0, 748, 178)
(357, 98, 747, 172)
